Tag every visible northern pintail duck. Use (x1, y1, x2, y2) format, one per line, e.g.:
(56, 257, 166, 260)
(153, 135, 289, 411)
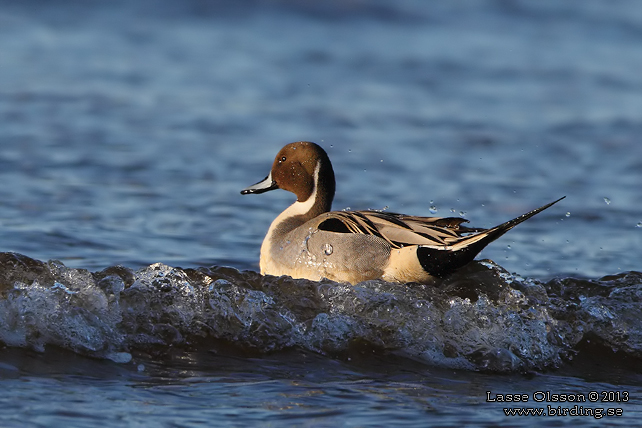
(242, 142, 564, 284)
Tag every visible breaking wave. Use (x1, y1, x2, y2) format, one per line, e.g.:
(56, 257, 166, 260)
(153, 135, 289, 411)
(1, 252, 640, 372)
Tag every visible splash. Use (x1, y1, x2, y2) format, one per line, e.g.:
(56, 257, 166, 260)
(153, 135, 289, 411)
(1, 252, 641, 372)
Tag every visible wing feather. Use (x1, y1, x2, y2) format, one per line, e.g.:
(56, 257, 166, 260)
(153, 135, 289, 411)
(316, 210, 487, 249)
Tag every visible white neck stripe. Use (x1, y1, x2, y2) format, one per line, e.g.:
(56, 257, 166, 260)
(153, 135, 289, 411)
(279, 159, 320, 218)
(260, 160, 321, 262)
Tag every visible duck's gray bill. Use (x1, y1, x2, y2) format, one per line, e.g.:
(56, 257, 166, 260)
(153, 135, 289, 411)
(241, 174, 278, 195)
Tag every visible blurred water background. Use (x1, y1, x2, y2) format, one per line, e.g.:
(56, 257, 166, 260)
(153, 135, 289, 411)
(1, 0, 642, 426)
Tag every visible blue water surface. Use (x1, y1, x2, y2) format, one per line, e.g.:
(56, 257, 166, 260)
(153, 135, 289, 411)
(1, 0, 642, 426)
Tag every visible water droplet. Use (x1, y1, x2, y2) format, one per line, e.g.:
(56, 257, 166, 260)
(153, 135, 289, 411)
(459, 211, 466, 217)
(382, 205, 389, 211)
(604, 197, 611, 205)
(565, 212, 571, 217)
(507, 245, 511, 250)
(450, 208, 456, 213)
(322, 243, 333, 255)
(637, 222, 642, 228)
(137, 364, 145, 372)
(429, 205, 438, 214)
(380, 159, 384, 163)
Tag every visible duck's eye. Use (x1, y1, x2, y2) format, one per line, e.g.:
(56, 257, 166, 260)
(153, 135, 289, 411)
(280, 156, 286, 163)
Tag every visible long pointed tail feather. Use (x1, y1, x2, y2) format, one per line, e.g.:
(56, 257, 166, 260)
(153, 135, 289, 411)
(449, 196, 566, 251)
(417, 196, 565, 277)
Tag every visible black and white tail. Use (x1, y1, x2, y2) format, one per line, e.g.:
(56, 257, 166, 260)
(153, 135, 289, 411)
(417, 196, 565, 277)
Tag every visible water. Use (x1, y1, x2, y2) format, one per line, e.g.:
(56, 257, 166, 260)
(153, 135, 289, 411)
(1, 0, 642, 426)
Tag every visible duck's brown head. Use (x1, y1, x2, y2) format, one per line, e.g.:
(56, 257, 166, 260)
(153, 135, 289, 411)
(241, 142, 336, 214)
